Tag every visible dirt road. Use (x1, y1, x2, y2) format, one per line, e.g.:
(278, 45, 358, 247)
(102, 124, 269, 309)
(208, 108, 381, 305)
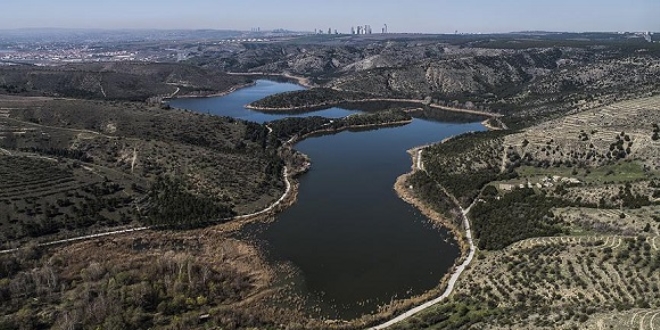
(368, 146, 477, 330)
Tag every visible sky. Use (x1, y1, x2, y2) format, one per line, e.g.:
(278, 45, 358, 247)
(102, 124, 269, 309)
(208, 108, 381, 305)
(1, 0, 658, 33)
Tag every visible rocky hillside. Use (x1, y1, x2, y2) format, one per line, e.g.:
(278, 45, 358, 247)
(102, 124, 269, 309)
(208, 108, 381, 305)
(0, 63, 249, 101)
(213, 37, 660, 121)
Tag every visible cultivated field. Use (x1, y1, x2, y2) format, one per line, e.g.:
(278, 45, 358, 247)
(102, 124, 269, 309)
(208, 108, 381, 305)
(393, 96, 660, 329)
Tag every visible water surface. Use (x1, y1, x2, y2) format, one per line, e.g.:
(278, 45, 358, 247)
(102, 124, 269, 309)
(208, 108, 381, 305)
(171, 80, 486, 319)
(169, 80, 356, 123)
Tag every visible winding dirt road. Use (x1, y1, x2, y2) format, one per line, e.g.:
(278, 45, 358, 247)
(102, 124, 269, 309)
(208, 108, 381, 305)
(0, 167, 293, 254)
(367, 146, 477, 330)
(0, 227, 148, 255)
(228, 167, 291, 221)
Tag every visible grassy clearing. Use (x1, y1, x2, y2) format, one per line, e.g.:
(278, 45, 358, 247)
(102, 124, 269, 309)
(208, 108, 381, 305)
(515, 161, 652, 185)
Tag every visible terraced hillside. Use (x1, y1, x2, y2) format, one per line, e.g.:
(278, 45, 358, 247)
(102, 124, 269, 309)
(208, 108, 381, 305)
(395, 96, 660, 329)
(504, 96, 660, 170)
(391, 236, 659, 330)
(584, 309, 660, 330)
(0, 96, 285, 248)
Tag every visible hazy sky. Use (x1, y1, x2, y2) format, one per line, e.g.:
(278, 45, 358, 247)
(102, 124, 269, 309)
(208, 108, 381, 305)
(2, 0, 658, 33)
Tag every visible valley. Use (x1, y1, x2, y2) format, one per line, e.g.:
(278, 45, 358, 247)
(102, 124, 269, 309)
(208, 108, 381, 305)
(1, 31, 659, 329)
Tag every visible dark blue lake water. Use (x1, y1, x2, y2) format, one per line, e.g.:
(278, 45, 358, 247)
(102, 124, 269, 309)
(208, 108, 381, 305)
(170, 80, 486, 319)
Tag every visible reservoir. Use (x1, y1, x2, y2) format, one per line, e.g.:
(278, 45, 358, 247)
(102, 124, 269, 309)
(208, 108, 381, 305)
(169, 80, 486, 319)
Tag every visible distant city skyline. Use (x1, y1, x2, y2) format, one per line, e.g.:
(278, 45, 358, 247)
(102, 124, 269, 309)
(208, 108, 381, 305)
(2, 0, 659, 33)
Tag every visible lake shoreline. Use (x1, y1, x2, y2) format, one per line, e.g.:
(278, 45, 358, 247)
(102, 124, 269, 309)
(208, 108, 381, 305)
(166, 81, 258, 100)
(226, 72, 316, 89)
(374, 122, 502, 328)
(247, 98, 499, 118)
(171, 79, 484, 325)
(215, 118, 416, 231)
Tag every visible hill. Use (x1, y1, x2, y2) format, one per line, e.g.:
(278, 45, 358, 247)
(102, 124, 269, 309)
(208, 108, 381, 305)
(0, 62, 250, 101)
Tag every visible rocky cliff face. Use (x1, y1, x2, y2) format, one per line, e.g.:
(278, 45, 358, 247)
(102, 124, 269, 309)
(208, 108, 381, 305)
(328, 48, 564, 98)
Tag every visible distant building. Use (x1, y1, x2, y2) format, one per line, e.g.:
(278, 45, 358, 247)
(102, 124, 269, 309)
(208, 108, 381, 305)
(644, 32, 653, 43)
(350, 25, 375, 35)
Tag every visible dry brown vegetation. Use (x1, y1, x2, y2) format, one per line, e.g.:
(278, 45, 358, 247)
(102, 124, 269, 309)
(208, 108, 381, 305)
(0, 228, 316, 329)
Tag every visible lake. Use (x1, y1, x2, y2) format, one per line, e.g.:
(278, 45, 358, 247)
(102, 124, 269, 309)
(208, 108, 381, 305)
(169, 80, 486, 319)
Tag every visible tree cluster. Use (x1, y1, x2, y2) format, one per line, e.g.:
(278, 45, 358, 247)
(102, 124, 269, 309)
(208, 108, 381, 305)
(471, 188, 566, 250)
(268, 110, 412, 142)
(145, 177, 234, 230)
(250, 88, 373, 109)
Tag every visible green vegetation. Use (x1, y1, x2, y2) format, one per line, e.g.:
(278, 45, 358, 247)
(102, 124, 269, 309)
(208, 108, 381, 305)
(3, 32, 660, 329)
(0, 67, 326, 329)
(393, 236, 660, 329)
(412, 108, 487, 124)
(249, 88, 374, 109)
(0, 97, 286, 248)
(0, 156, 139, 247)
(399, 95, 660, 329)
(406, 171, 461, 224)
(145, 177, 235, 230)
(268, 109, 412, 141)
(422, 130, 512, 207)
(471, 188, 566, 250)
(390, 302, 504, 330)
(516, 161, 649, 184)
